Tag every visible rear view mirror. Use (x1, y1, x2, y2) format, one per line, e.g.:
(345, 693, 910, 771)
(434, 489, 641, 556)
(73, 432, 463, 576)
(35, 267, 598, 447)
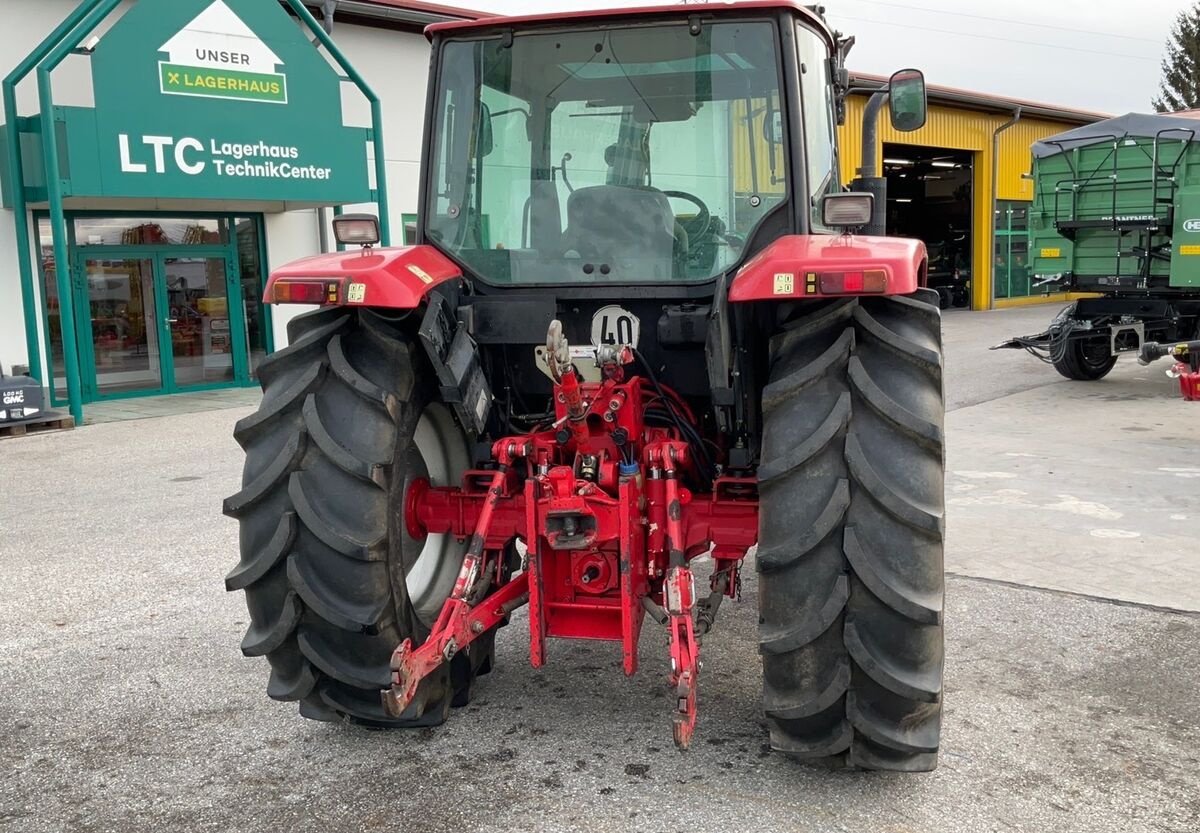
(477, 102, 494, 157)
(888, 68, 927, 132)
(761, 110, 783, 145)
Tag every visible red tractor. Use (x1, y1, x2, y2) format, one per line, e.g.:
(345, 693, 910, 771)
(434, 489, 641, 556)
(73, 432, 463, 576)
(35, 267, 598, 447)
(225, 0, 945, 771)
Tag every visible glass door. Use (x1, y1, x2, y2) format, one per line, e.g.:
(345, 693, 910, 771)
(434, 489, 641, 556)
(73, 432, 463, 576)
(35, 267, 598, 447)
(994, 201, 1031, 299)
(159, 255, 237, 390)
(79, 257, 162, 397)
(49, 214, 268, 405)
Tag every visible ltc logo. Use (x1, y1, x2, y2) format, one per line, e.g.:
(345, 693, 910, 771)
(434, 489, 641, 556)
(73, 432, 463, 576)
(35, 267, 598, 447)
(158, 0, 287, 104)
(1184, 219, 1200, 233)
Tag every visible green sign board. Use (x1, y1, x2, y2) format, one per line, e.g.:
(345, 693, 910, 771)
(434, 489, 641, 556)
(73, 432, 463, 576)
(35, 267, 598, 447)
(56, 0, 372, 204)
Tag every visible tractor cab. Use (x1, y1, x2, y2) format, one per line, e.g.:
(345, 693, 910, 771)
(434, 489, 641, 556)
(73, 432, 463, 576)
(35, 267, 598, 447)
(418, 2, 920, 287)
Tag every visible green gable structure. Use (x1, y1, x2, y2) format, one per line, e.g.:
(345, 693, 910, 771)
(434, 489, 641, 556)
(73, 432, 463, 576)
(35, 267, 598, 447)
(1, 0, 398, 422)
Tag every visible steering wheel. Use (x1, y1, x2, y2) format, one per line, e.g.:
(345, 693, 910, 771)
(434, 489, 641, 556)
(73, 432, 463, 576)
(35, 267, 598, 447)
(662, 190, 711, 250)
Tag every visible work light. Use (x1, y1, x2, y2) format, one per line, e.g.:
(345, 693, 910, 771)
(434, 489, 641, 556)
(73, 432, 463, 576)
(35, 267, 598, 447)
(821, 193, 874, 229)
(332, 213, 381, 247)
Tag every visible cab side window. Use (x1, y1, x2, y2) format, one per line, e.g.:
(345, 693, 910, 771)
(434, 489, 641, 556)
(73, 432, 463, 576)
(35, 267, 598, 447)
(796, 26, 838, 229)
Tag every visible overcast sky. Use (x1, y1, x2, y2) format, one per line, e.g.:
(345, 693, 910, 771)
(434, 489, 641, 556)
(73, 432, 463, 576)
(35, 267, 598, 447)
(466, 0, 1187, 114)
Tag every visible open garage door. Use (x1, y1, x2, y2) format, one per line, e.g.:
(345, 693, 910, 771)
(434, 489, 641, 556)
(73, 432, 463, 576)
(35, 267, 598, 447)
(883, 144, 974, 309)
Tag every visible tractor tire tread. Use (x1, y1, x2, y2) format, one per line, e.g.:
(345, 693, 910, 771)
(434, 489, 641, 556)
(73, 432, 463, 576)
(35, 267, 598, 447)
(757, 392, 851, 484)
(755, 479, 850, 572)
(240, 591, 303, 657)
(225, 512, 297, 592)
(758, 294, 945, 772)
(223, 432, 307, 516)
(233, 361, 325, 447)
(287, 471, 385, 559)
(226, 306, 477, 727)
(302, 394, 387, 483)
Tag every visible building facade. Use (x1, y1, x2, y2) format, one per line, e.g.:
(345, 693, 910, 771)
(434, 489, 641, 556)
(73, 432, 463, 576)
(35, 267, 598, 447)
(0, 0, 471, 418)
(839, 76, 1104, 311)
(0, 0, 1105, 420)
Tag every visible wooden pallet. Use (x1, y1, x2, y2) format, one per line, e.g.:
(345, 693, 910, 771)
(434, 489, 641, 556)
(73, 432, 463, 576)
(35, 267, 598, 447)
(0, 412, 75, 439)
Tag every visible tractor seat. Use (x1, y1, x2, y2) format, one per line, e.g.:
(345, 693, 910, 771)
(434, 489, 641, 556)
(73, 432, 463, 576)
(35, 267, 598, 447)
(559, 185, 686, 274)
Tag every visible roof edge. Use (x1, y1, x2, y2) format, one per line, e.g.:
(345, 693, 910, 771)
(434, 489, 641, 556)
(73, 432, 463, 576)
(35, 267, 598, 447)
(295, 0, 481, 28)
(424, 1, 835, 45)
(849, 72, 1108, 126)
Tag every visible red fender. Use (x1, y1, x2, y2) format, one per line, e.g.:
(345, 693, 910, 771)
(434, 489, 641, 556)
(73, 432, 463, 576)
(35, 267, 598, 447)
(264, 244, 462, 308)
(728, 234, 927, 302)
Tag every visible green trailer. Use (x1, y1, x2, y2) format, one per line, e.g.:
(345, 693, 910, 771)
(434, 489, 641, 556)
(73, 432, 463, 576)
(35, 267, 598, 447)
(997, 112, 1200, 380)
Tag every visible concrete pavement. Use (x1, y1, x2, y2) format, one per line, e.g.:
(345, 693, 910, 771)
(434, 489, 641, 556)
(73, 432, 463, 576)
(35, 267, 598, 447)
(943, 305, 1200, 611)
(1, 303, 1197, 833)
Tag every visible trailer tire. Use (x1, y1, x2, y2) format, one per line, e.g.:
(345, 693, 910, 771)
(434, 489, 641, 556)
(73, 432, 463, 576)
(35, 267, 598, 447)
(1053, 338, 1117, 381)
(224, 306, 489, 726)
(757, 293, 945, 771)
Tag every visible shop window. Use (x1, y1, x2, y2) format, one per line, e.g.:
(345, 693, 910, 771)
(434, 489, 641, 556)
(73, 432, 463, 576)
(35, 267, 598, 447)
(994, 200, 1032, 299)
(74, 217, 229, 246)
(34, 213, 270, 403)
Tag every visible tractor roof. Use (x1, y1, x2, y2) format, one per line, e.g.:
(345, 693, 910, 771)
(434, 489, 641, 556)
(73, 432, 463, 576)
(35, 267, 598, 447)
(425, 0, 835, 48)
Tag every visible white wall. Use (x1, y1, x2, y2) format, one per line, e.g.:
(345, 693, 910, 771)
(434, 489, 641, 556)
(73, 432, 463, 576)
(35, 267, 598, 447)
(264, 210, 324, 342)
(0, 0, 435, 372)
(0, 200, 35, 376)
(326, 22, 433, 240)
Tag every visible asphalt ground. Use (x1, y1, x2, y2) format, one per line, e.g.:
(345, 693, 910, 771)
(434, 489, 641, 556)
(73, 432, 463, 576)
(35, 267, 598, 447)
(2, 304, 1198, 833)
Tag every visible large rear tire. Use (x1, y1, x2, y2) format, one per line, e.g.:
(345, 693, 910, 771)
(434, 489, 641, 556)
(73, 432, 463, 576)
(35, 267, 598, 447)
(757, 291, 945, 771)
(224, 307, 491, 725)
(1053, 338, 1117, 381)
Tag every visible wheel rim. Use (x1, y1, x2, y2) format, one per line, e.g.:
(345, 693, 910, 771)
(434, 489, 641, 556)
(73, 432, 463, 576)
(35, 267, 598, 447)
(401, 403, 470, 627)
(1081, 340, 1113, 370)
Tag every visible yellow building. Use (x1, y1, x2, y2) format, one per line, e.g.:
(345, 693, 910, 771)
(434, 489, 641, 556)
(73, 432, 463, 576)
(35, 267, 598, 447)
(838, 74, 1105, 310)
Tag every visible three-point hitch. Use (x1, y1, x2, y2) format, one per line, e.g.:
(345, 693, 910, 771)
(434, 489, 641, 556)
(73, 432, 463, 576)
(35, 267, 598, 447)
(383, 321, 758, 749)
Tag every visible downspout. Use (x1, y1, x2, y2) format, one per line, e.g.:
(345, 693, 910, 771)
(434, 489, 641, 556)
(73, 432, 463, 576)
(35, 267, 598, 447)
(989, 106, 1022, 309)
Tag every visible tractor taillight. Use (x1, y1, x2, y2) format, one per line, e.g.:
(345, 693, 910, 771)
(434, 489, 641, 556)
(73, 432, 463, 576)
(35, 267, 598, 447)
(268, 278, 344, 305)
(818, 269, 887, 294)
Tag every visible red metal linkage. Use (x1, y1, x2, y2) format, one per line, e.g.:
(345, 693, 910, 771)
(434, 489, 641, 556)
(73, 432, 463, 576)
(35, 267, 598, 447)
(385, 352, 759, 746)
(650, 441, 701, 749)
(384, 441, 530, 717)
(617, 470, 647, 675)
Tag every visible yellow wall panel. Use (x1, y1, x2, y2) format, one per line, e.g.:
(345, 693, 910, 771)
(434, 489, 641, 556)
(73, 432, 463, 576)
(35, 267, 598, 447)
(732, 97, 786, 195)
(994, 118, 1075, 201)
(835, 96, 1087, 308)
